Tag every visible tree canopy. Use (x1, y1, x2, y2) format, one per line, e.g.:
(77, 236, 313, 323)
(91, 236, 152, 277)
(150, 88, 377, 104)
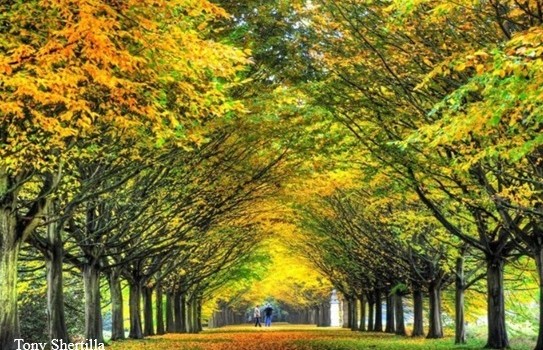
(2, 1, 543, 350)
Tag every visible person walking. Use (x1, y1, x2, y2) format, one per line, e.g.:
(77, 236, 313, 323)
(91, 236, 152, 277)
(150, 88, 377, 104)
(254, 305, 262, 327)
(264, 303, 273, 327)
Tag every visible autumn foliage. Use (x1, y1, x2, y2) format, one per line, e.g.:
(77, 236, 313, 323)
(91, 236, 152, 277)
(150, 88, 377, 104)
(2, 1, 543, 350)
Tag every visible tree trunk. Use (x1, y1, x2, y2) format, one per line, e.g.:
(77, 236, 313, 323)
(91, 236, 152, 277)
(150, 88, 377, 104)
(45, 206, 69, 344)
(350, 298, 358, 331)
(128, 281, 143, 339)
(455, 257, 466, 344)
(0, 172, 53, 350)
(485, 256, 509, 349)
(185, 298, 192, 332)
(82, 264, 104, 343)
(427, 281, 443, 339)
(143, 286, 155, 336)
(208, 312, 214, 329)
(166, 293, 175, 333)
(394, 294, 406, 336)
(180, 294, 187, 333)
(412, 289, 424, 337)
(0, 239, 20, 350)
(346, 299, 353, 328)
(322, 304, 326, 326)
(191, 298, 199, 333)
(197, 299, 203, 332)
(323, 304, 327, 326)
(374, 290, 383, 332)
(0, 187, 22, 350)
(535, 245, 543, 350)
(186, 298, 195, 333)
(213, 311, 219, 328)
(156, 286, 165, 335)
(109, 270, 125, 340)
(367, 297, 375, 332)
(219, 310, 224, 327)
(359, 295, 366, 331)
(385, 293, 395, 333)
(174, 292, 182, 333)
(190, 299, 197, 333)
(324, 302, 331, 327)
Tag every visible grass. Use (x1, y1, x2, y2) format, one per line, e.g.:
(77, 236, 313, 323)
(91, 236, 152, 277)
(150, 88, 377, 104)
(297, 335, 533, 350)
(107, 324, 535, 350)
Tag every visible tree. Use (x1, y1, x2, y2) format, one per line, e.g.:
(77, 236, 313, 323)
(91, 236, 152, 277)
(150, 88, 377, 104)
(302, 1, 535, 347)
(0, 0, 247, 347)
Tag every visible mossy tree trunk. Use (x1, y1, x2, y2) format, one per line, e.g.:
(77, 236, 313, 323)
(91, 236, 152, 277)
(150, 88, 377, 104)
(0, 236, 20, 350)
(535, 244, 543, 350)
(455, 257, 466, 345)
(156, 286, 165, 335)
(374, 290, 383, 332)
(367, 294, 375, 332)
(0, 170, 54, 350)
(346, 298, 353, 328)
(45, 200, 69, 344)
(82, 263, 104, 343)
(143, 286, 155, 336)
(394, 294, 406, 336)
(358, 295, 366, 331)
(166, 292, 175, 333)
(485, 256, 508, 349)
(427, 280, 443, 339)
(350, 297, 358, 331)
(412, 289, 424, 337)
(109, 269, 125, 340)
(385, 293, 395, 333)
(128, 280, 143, 339)
(180, 294, 188, 333)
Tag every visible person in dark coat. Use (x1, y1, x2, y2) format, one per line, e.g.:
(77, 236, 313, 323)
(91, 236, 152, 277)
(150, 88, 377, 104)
(264, 304, 273, 327)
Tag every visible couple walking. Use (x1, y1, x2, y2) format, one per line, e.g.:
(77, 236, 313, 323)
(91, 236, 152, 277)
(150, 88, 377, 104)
(254, 303, 273, 327)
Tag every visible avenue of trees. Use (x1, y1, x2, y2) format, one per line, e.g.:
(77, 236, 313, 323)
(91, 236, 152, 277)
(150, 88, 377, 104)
(1, 1, 543, 350)
(0, 1, 298, 348)
(287, 1, 543, 350)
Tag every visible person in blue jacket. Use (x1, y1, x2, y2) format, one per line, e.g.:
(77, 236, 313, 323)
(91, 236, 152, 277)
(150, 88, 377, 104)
(263, 304, 273, 327)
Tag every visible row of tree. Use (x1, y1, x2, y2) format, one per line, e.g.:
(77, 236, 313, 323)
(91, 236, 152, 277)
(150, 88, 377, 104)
(4, 1, 543, 350)
(286, 1, 543, 350)
(0, 1, 296, 349)
(296, 191, 480, 340)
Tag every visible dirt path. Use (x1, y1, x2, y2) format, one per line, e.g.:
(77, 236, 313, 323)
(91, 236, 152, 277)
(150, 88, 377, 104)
(108, 324, 523, 350)
(109, 324, 350, 350)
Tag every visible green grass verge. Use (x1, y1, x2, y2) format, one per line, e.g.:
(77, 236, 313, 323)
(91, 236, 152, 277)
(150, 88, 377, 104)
(295, 333, 535, 350)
